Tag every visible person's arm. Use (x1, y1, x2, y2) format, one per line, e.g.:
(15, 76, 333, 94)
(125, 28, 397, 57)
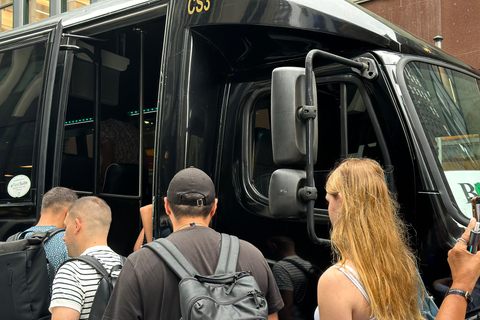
(133, 204, 153, 252)
(268, 312, 279, 320)
(133, 228, 145, 252)
(139, 204, 153, 243)
(436, 218, 480, 320)
(278, 290, 294, 320)
(51, 307, 80, 320)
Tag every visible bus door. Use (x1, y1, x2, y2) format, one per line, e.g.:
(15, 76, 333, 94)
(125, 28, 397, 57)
(214, 54, 401, 268)
(56, 16, 166, 256)
(0, 22, 63, 239)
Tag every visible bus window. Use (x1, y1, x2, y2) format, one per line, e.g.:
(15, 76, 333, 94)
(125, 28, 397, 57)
(252, 94, 277, 197)
(0, 43, 46, 203)
(58, 19, 163, 256)
(249, 81, 384, 210)
(60, 19, 163, 199)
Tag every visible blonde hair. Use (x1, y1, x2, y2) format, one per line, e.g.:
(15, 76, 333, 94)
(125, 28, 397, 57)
(326, 158, 424, 320)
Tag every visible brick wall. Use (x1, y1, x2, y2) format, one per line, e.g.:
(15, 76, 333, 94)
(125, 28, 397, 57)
(360, 0, 480, 69)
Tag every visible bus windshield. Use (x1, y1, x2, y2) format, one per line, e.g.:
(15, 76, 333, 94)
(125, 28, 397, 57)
(404, 61, 480, 217)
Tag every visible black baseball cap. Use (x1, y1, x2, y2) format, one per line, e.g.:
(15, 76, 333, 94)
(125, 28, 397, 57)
(167, 167, 215, 206)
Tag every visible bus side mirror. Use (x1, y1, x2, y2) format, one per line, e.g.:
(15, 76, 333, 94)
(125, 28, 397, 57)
(269, 169, 307, 219)
(271, 67, 318, 165)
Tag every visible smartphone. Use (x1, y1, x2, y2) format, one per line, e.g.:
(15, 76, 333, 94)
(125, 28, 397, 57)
(473, 196, 480, 221)
(468, 222, 480, 253)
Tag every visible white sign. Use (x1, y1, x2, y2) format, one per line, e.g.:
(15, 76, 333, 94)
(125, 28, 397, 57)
(7, 175, 31, 198)
(444, 170, 480, 218)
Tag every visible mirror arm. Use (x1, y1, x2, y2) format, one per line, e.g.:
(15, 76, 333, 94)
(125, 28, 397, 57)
(303, 51, 331, 246)
(297, 105, 316, 121)
(305, 50, 366, 100)
(304, 113, 330, 246)
(298, 186, 317, 201)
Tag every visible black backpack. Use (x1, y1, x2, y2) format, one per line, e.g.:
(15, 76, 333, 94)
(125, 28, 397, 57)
(283, 258, 322, 319)
(63, 255, 125, 320)
(145, 233, 269, 320)
(0, 228, 65, 320)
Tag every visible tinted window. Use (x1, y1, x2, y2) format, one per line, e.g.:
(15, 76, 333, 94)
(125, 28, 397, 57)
(0, 43, 46, 203)
(250, 82, 384, 209)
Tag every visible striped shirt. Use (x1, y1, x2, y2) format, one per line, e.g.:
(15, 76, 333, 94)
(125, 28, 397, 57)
(272, 255, 312, 320)
(49, 246, 122, 319)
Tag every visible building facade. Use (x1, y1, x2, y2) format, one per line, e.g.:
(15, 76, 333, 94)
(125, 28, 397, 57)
(1, 0, 91, 32)
(358, 0, 480, 69)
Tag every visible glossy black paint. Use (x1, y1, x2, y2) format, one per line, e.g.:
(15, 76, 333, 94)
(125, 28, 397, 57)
(0, 0, 475, 294)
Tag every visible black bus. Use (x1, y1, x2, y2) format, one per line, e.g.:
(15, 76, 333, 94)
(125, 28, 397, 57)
(0, 0, 479, 315)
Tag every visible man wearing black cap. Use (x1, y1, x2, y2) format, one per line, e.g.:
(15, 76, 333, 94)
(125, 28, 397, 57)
(102, 167, 284, 320)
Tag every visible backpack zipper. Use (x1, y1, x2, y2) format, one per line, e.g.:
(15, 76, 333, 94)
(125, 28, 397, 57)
(185, 289, 266, 320)
(226, 272, 251, 295)
(8, 265, 13, 285)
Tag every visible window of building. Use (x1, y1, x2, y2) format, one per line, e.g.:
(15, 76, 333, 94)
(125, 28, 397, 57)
(65, 0, 89, 12)
(28, 0, 50, 23)
(1, 0, 13, 32)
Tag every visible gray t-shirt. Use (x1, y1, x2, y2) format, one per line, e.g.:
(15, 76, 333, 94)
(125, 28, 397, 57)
(102, 226, 284, 319)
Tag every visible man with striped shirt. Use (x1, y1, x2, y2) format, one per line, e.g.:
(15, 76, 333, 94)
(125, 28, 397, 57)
(268, 236, 317, 320)
(49, 196, 122, 320)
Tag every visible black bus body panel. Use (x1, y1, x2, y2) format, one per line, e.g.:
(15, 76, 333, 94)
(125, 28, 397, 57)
(0, 2, 478, 308)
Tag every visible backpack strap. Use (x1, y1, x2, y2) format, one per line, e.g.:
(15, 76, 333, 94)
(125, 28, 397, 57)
(45, 227, 66, 240)
(18, 227, 65, 242)
(110, 255, 127, 274)
(63, 255, 124, 278)
(283, 258, 311, 274)
(6, 231, 22, 242)
(67, 255, 110, 277)
(145, 238, 199, 279)
(214, 233, 239, 275)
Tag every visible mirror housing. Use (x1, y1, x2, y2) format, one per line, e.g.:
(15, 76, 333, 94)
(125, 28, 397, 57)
(269, 169, 307, 219)
(271, 67, 318, 165)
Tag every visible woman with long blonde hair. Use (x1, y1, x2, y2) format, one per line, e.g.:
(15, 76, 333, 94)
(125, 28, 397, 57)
(315, 158, 480, 319)
(316, 158, 425, 320)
